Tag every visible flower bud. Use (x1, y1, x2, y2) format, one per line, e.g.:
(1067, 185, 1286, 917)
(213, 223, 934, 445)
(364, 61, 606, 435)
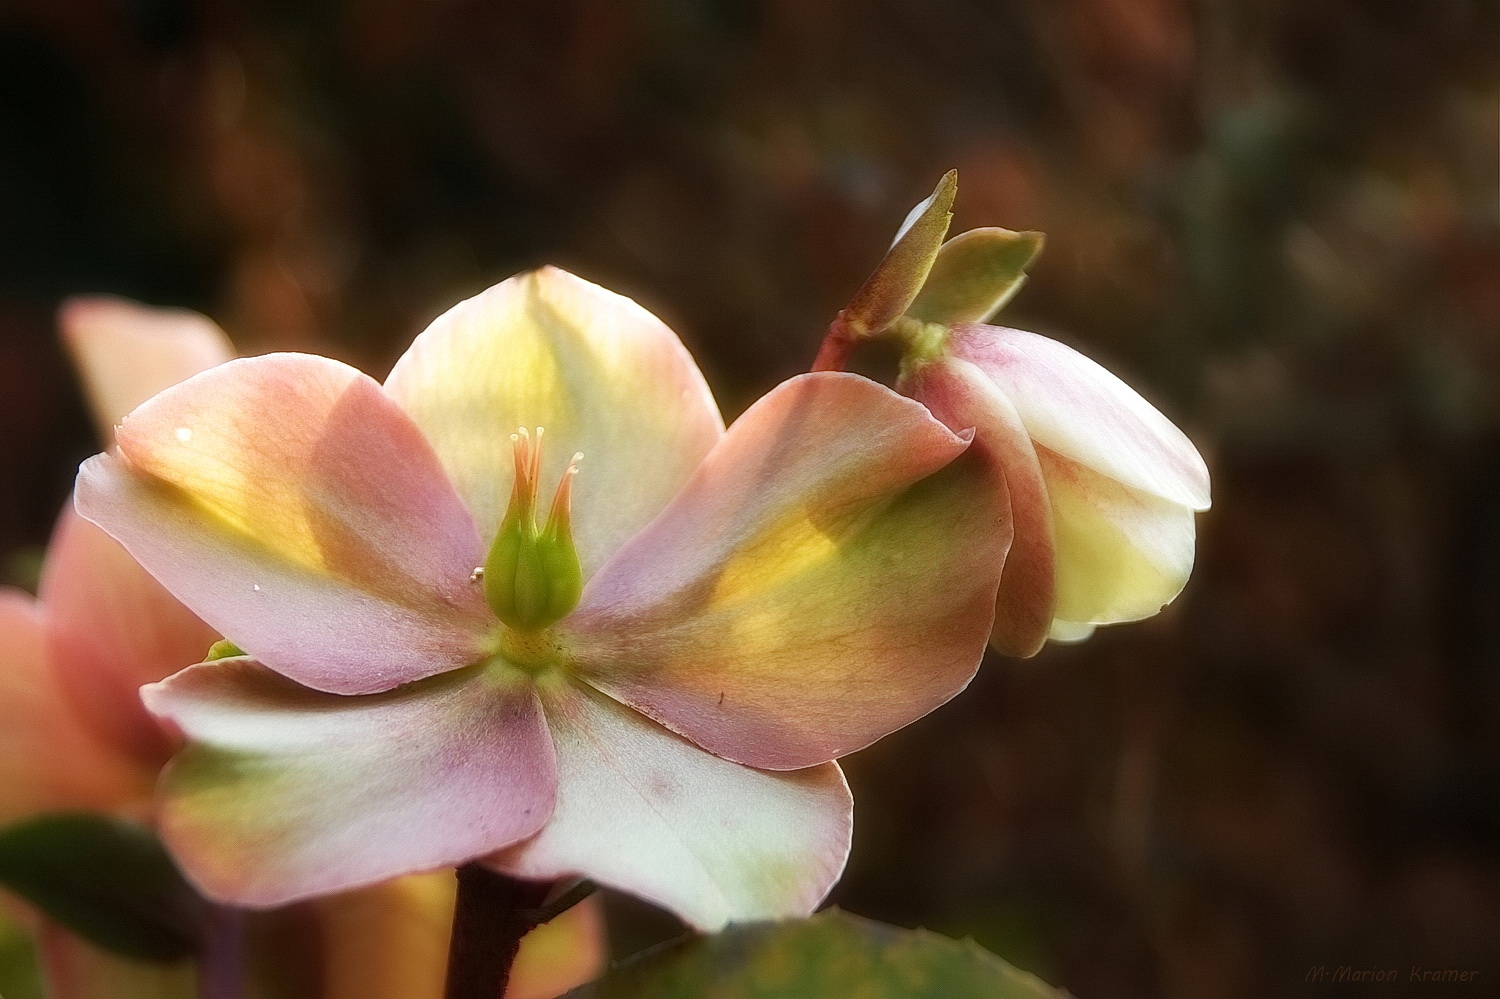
(838, 171, 957, 338)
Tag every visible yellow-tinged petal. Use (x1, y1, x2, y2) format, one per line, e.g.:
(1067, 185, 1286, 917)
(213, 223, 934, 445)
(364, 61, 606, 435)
(384, 267, 724, 579)
(59, 296, 233, 443)
(567, 372, 1010, 771)
(1041, 446, 1197, 625)
(78, 353, 492, 695)
(1047, 620, 1097, 643)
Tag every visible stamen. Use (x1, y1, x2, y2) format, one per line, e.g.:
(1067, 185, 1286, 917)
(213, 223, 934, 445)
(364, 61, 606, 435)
(544, 452, 583, 536)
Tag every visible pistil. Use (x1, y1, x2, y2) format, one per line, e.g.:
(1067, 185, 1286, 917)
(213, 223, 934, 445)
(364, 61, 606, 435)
(480, 428, 585, 632)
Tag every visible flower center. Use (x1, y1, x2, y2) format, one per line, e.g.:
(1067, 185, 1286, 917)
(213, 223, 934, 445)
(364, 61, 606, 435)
(478, 427, 584, 632)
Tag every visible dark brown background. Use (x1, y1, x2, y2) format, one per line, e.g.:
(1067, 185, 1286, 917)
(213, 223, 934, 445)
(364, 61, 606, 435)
(2, 2, 1498, 996)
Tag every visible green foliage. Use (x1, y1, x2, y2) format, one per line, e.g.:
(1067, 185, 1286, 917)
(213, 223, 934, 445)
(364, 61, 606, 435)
(906, 228, 1044, 327)
(0, 814, 208, 962)
(565, 909, 1070, 998)
(0, 909, 45, 999)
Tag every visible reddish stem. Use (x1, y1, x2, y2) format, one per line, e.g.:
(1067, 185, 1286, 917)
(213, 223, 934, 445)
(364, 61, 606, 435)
(444, 865, 550, 999)
(811, 315, 856, 372)
(198, 905, 244, 999)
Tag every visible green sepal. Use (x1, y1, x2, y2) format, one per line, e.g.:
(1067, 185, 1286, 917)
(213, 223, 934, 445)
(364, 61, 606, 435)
(906, 227, 1044, 326)
(204, 639, 245, 661)
(564, 908, 1070, 998)
(840, 171, 957, 338)
(0, 814, 209, 962)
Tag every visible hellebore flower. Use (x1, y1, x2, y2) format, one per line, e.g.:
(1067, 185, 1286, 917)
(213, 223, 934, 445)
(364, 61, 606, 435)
(1, 297, 600, 999)
(818, 173, 1211, 657)
(76, 266, 1010, 930)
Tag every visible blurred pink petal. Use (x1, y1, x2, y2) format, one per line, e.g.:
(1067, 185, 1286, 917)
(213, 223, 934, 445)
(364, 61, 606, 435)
(60, 296, 233, 443)
(0, 590, 144, 823)
(40, 508, 219, 770)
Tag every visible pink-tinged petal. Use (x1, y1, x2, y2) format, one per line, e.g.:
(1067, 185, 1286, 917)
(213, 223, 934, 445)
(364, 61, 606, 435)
(76, 353, 491, 695)
(314, 872, 605, 999)
(142, 658, 555, 907)
(40, 507, 219, 771)
(901, 357, 1057, 658)
(565, 372, 1009, 771)
(384, 267, 724, 578)
(38, 925, 196, 999)
(59, 296, 233, 443)
(0, 590, 145, 822)
(490, 681, 851, 932)
(1040, 446, 1198, 626)
(951, 324, 1210, 510)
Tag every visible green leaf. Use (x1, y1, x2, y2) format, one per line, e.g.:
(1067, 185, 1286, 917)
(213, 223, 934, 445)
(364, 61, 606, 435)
(841, 172, 958, 337)
(565, 909, 1071, 998)
(0, 814, 209, 962)
(906, 227, 1044, 326)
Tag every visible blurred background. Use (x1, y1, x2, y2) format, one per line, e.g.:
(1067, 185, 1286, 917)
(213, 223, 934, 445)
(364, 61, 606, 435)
(1, 1, 1497, 996)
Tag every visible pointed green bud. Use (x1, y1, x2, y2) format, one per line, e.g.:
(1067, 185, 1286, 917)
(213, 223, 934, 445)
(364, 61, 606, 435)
(839, 171, 958, 338)
(482, 428, 585, 631)
(906, 227, 1044, 326)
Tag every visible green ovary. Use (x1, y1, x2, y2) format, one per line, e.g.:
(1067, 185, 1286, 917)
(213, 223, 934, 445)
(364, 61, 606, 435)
(482, 427, 584, 632)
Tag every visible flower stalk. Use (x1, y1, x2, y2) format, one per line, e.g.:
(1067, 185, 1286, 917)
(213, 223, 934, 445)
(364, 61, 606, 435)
(444, 866, 597, 999)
